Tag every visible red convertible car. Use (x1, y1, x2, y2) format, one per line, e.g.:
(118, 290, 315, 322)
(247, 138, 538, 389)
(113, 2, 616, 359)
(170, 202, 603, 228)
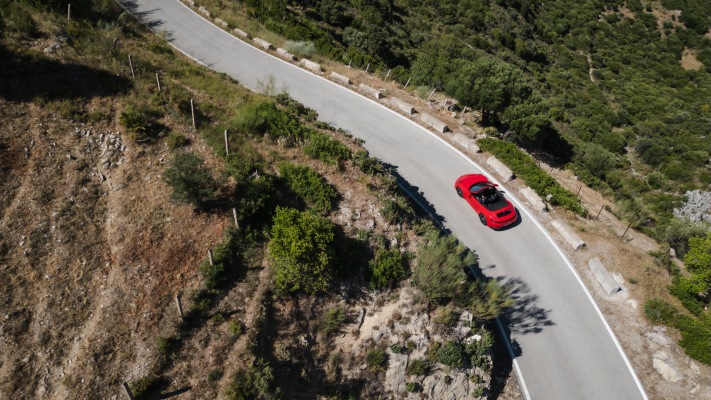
(454, 174, 517, 229)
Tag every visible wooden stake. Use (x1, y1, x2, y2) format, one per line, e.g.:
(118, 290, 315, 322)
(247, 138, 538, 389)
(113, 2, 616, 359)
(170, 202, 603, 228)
(621, 222, 632, 241)
(576, 185, 582, 198)
(404, 77, 411, 88)
(190, 98, 196, 130)
(385, 69, 391, 79)
(347, 60, 351, 68)
(224, 130, 230, 156)
(459, 106, 467, 118)
(156, 72, 161, 92)
(232, 207, 239, 228)
(122, 382, 135, 400)
(175, 294, 184, 320)
(365, 63, 370, 74)
(443, 97, 449, 110)
(112, 37, 118, 50)
(426, 88, 436, 102)
(128, 55, 135, 78)
(68, 4, 71, 21)
(208, 249, 214, 266)
(595, 205, 604, 220)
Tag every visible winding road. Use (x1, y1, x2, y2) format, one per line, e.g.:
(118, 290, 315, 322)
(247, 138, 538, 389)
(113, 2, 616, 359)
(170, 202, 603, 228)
(118, 1, 648, 399)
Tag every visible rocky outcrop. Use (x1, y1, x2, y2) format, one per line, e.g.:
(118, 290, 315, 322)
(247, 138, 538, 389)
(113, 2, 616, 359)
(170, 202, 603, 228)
(673, 190, 711, 224)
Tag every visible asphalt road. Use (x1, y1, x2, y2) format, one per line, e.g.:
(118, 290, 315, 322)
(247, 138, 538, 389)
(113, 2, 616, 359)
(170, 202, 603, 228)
(118, 1, 648, 399)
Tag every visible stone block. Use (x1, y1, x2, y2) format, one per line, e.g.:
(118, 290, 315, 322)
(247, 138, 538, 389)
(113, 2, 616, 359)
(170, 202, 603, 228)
(390, 97, 415, 114)
(198, 6, 211, 18)
(233, 28, 249, 39)
(588, 257, 621, 295)
(214, 18, 228, 28)
(186, 0, 195, 6)
(358, 84, 383, 99)
(551, 218, 586, 251)
(330, 72, 351, 85)
(453, 133, 480, 153)
(300, 58, 322, 74)
(276, 48, 296, 61)
(487, 156, 514, 181)
(252, 37, 272, 50)
(420, 113, 449, 133)
(519, 187, 547, 213)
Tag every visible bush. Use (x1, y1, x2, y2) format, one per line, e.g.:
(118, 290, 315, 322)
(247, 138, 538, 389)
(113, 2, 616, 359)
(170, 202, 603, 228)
(366, 348, 388, 372)
(166, 132, 190, 149)
(285, 40, 317, 57)
(434, 340, 466, 368)
(405, 382, 420, 392)
(268, 207, 335, 294)
(319, 306, 346, 337)
(225, 358, 280, 400)
(278, 162, 337, 212)
(369, 248, 409, 290)
(229, 320, 244, 338)
(2, 2, 37, 36)
(120, 104, 163, 143)
(406, 358, 429, 376)
(163, 152, 220, 208)
(478, 138, 586, 215)
(303, 132, 351, 165)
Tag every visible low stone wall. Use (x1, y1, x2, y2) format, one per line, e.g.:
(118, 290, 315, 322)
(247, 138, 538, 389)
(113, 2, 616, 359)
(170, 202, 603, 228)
(198, 6, 211, 18)
(252, 38, 272, 50)
(519, 187, 547, 213)
(300, 59, 322, 74)
(453, 133, 479, 153)
(588, 257, 621, 295)
(214, 18, 228, 28)
(276, 48, 296, 61)
(420, 113, 449, 133)
(233, 28, 249, 39)
(487, 156, 514, 181)
(551, 219, 586, 250)
(390, 98, 415, 114)
(359, 84, 383, 99)
(330, 72, 351, 85)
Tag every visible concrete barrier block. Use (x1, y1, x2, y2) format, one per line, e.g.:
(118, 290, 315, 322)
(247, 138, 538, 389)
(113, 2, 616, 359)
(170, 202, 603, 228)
(330, 72, 351, 85)
(359, 84, 383, 99)
(198, 6, 211, 18)
(551, 219, 586, 251)
(186, 0, 195, 6)
(588, 257, 621, 295)
(390, 97, 415, 114)
(487, 156, 514, 181)
(519, 187, 547, 213)
(252, 38, 273, 50)
(300, 59, 322, 74)
(233, 28, 249, 39)
(214, 18, 228, 28)
(420, 113, 449, 133)
(276, 48, 296, 61)
(453, 133, 480, 153)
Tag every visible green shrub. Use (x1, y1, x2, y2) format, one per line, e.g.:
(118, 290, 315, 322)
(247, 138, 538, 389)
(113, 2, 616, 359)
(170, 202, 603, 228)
(163, 152, 220, 208)
(229, 320, 245, 338)
(390, 343, 406, 354)
(166, 132, 190, 149)
(129, 375, 158, 399)
(366, 348, 388, 372)
(225, 358, 280, 400)
(2, 3, 37, 36)
(405, 382, 420, 392)
(157, 335, 179, 361)
(369, 248, 409, 290)
(434, 307, 461, 327)
(209, 370, 224, 382)
(278, 162, 337, 212)
(319, 306, 346, 337)
(120, 104, 163, 143)
(303, 132, 352, 165)
(406, 358, 429, 376)
(478, 138, 586, 216)
(285, 40, 317, 57)
(434, 340, 466, 368)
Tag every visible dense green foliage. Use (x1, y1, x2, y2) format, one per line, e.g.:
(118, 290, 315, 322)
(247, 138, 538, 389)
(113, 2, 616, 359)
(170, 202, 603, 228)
(163, 152, 220, 208)
(268, 207, 335, 294)
(645, 299, 711, 365)
(478, 138, 586, 215)
(278, 162, 337, 213)
(225, 358, 280, 400)
(368, 247, 409, 289)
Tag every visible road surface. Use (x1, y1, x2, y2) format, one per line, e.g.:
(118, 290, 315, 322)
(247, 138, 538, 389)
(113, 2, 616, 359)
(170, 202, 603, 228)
(118, 1, 648, 399)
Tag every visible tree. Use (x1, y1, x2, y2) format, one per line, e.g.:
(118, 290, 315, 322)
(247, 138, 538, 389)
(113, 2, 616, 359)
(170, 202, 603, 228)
(446, 57, 531, 124)
(162, 152, 219, 208)
(268, 207, 335, 294)
(412, 230, 476, 303)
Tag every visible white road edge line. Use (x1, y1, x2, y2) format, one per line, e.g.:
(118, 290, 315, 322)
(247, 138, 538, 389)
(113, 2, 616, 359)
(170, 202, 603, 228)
(122, 2, 649, 399)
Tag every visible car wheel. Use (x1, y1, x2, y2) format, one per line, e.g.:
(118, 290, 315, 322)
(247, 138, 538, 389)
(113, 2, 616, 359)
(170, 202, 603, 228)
(456, 187, 463, 198)
(479, 213, 487, 226)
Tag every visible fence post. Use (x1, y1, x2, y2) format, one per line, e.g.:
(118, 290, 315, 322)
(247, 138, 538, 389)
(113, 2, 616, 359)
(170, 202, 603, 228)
(621, 222, 632, 241)
(595, 205, 604, 220)
(347, 60, 351, 68)
(128, 55, 135, 78)
(68, 4, 71, 21)
(385, 69, 391, 79)
(404, 77, 411, 88)
(156, 72, 161, 92)
(175, 293, 184, 320)
(122, 382, 135, 400)
(190, 98, 196, 131)
(232, 207, 239, 228)
(208, 249, 214, 266)
(224, 130, 230, 156)
(426, 88, 436, 102)
(365, 63, 370, 74)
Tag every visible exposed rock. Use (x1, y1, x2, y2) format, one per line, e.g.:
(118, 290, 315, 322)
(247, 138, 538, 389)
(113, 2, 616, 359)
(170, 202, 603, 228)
(673, 190, 711, 224)
(384, 352, 408, 393)
(421, 372, 472, 400)
(653, 351, 681, 382)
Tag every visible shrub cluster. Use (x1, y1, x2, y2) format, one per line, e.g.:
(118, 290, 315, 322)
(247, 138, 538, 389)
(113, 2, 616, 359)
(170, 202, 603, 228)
(278, 162, 337, 213)
(478, 138, 586, 216)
